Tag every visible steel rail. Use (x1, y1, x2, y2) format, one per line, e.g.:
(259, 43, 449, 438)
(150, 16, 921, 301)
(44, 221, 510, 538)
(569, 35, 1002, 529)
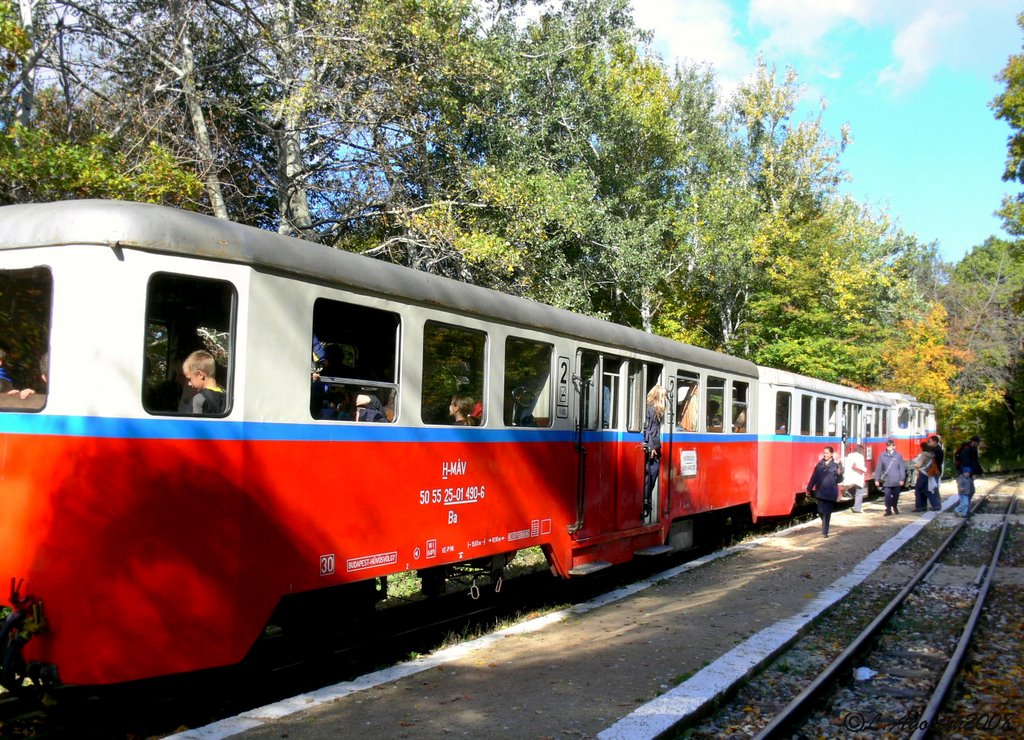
(909, 494, 1018, 740)
(752, 483, 1010, 740)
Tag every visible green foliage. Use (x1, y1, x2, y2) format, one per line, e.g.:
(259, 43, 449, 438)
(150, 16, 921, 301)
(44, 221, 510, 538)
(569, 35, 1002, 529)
(0, 0, 29, 90)
(0, 0, 1005, 439)
(0, 124, 202, 204)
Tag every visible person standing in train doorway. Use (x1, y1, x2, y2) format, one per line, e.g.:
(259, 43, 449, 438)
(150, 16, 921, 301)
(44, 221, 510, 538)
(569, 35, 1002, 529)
(874, 439, 906, 516)
(842, 443, 868, 513)
(642, 385, 667, 520)
(807, 446, 842, 537)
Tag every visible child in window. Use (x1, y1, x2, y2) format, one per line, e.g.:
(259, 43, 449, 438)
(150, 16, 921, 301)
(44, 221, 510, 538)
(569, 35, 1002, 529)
(183, 350, 225, 414)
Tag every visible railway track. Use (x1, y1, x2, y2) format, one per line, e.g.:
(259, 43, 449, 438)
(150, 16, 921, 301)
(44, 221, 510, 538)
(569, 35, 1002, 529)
(683, 480, 1023, 738)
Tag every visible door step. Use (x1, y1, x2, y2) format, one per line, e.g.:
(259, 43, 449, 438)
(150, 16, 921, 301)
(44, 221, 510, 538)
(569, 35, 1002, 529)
(634, 545, 673, 556)
(568, 560, 612, 576)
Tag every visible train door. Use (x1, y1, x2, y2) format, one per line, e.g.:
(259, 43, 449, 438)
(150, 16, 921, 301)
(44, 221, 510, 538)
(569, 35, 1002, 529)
(571, 350, 644, 537)
(573, 350, 609, 535)
(623, 360, 662, 525)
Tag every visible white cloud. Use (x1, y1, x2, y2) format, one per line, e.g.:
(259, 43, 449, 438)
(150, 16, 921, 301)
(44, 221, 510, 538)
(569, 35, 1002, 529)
(750, 0, 879, 57)
(630, 0, 752, 88)
(636, 0, 1019, 98)
(878, 8, 959, 96)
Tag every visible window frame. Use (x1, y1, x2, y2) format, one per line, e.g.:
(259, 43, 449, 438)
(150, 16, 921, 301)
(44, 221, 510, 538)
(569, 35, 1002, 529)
(142, 271, 237, 417)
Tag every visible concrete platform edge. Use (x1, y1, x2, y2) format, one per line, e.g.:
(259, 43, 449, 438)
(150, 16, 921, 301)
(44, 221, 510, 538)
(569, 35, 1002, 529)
(596, 498, 953, 740)
(169, 496, 955, 740)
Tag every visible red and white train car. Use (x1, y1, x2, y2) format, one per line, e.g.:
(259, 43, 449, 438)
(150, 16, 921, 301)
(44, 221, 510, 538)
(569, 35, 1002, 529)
(754, 368, 934, 510)
(0, 200, 933, 689)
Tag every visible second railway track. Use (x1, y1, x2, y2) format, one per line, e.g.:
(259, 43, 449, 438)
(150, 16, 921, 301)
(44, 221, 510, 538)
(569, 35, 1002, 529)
(682, 479, 1024, 739)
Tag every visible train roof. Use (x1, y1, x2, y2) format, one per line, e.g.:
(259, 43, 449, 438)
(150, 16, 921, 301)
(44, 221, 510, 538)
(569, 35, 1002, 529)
(757, 366, 894, 405)
(876, 391, 935, 410)
(0, 200, 758, 377)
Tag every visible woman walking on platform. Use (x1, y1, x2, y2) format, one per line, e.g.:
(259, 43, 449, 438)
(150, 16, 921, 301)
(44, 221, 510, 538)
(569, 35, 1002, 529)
(807, 446, 842, 537)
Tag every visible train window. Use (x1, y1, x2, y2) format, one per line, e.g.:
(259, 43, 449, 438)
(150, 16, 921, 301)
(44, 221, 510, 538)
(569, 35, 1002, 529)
(800, 395, 812, 435)
(879, 408, 888, 436)
(676, 371, 699, 432)
(627, 361, 644, 432)
(0, 267, 52, 412)
(578, 350, 600, 430)
(898, 407, 910, 429)
(706, 376, 725, 433)
(143, 273, 235, 416)
(775, 392, 791, 434)
(865, 408, 874, 438)
(422, 321, 485, 425)
(731, 381, 748, 432)
(503, 337, 552, 427)
(827, 400, 838, 436)
(813, 398, 824, 436)
(311, 298, 400, 422)
(602, 359, 621, 429)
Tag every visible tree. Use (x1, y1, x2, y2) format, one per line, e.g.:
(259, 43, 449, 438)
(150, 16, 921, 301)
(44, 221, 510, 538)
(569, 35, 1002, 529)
(941, 237, 1024, 456)
(993, 12, 1024, 237)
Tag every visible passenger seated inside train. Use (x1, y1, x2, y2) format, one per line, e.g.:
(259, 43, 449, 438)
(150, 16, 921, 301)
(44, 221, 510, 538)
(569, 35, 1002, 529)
(355, 393, 386, 422)
(707, 400, 723, 432)
(1, 351, 48, 409)
(0, 348, 13, 394)
(732, 409, 747, 433)
(449, 394, 478, 426)
(676, 390, 699, 432)
(183, 350, 226, 414)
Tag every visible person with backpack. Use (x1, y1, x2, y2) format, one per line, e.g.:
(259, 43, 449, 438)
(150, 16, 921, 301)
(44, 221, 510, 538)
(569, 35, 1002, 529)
(911, 436, 943, 512)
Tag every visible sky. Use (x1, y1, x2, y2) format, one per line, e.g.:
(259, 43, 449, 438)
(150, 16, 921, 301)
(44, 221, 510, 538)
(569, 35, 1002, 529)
(628, 0, 1022, 263)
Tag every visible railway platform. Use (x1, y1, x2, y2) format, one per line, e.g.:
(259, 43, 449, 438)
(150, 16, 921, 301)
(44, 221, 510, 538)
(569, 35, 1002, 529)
(171, 479, 985, 740)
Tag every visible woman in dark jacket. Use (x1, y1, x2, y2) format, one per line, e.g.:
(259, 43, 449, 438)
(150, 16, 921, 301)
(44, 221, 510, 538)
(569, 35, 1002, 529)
(642, 385, 667, 520)
(807, 446, 842, 537)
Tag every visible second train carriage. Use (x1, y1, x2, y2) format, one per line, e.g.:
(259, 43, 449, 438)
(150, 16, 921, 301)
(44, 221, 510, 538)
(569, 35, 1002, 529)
(0, 200, 935, 689)
(756, 368, 934, 508)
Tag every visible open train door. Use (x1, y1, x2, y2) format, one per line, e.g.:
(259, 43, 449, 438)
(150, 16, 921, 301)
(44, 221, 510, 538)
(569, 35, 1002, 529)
(570, 351, 661, 538)
(571, 349, 623, 538)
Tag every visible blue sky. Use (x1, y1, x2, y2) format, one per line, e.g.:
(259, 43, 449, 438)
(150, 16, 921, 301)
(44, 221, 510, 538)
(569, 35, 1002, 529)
(629, 0, 1022, 263)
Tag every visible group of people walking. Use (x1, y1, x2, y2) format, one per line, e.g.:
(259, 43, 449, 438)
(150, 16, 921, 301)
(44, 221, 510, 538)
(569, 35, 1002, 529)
(807, 435, 983, 537)
(640, 382, 986, 537)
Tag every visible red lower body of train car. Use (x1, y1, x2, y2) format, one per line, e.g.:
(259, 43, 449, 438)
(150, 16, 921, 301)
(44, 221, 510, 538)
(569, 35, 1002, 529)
(3, 420, 760, 687)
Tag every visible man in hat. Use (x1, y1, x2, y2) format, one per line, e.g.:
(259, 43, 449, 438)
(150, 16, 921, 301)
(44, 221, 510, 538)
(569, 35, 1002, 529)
(873, 439, 907, 516)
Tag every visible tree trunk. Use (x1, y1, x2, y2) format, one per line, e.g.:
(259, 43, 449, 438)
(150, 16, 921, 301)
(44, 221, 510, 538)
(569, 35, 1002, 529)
(171, 0, 228, 219)
(271, 0, 313, 236)
(16, 0, 36, 128)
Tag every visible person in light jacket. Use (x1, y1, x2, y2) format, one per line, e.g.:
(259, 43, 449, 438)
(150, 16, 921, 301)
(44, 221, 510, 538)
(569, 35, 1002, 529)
(842, 443, 868, 513)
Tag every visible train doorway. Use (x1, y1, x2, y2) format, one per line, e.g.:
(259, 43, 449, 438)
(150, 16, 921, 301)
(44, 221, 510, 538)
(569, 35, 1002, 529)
(573, 351, 662, 538)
